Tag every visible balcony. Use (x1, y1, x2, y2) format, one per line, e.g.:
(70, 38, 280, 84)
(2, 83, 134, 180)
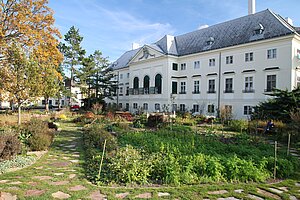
(128, 87, 159, 95)
(192, 91, 200, 94)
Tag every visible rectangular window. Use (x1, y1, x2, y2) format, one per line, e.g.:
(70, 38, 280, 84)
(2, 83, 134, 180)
(266, 75, 276, 92)
(226, 56, 233, 64)
(179, 104, 185, 112)
(55, 100, 59, 105)
(172, 81, 177, 94)
(49, 100, 52, 105)
(42, 100, 46, 105)
(61, 100, 65, 106)
(207, 104, 215, 113)
(267, 48, 277, 59)
(297, 76, 300, 88)
(119, 87, 123, 94)
(209, 58, 215, 67)
(180, 63, 186, 70)
(143, 103, 148, 110)
(155, 103, 160, 111)
(194, 61, 200, 69)
(120, 74, 123, 79)
(208, 79, 215, 93)
(243, 106, 253, 115)
(133, 103, 138, 109)
(225, 78, 233, 93)
(193, 104, 199, 113)
(126, 87, 129, 95)
(193, 80, 200, 94)
(125, 103, 129, 111)
(244, 76, 254, 93)
(172, 104, 177, 112)
(119, 103, 122, 109)
(180, 82, 186, 94)
(245, 52, 254, 62)
(127, 73, 130, 78)
(172, 63, 178, 71)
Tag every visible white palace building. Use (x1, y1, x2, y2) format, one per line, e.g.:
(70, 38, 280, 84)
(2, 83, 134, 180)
(108, 1, 300, 119)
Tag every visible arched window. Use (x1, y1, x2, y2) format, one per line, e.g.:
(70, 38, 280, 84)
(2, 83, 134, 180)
(133, 77, 139, 89)
(143, 75, 150, 94)
(155, 74, 162, 94)
(133, 77, 139, 95)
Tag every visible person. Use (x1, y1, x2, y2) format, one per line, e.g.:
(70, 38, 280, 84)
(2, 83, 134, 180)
(264, 120, 274, 134)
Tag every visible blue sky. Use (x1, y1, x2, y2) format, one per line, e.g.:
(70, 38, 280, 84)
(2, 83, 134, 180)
(49, 0, 300, 62)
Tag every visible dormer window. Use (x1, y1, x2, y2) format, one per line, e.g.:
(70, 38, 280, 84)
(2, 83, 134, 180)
(206, 37, 214, 45)
(254, 23, 264, 35)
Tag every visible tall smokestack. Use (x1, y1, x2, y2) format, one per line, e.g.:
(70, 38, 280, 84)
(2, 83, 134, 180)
(248, 0, 255, 15)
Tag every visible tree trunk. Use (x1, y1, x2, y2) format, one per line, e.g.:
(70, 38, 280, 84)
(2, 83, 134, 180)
(18, 105, 21, 125)
(45, 98, 49, 112)
(58, 97, 61, 110)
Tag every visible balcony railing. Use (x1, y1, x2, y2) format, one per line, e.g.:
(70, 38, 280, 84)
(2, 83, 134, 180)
(128, 87, 159, 95)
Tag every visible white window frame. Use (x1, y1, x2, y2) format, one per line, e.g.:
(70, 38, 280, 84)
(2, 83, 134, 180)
(244, 76, 254, 92)
(180, 63, 186, 70)
(209, 58, 215, 67)
(226, 56, 233, 64)
(193, 80, 200, 94)
(180, 81, 186, 94)
(245, 52, 253, 62)
(194, 61, 200, 69)
(267, 48, 277, 59)
(243, 105, 253, 115)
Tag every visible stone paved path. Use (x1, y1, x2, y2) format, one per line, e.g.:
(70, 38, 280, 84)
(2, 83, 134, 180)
(0, 121, 300, 199)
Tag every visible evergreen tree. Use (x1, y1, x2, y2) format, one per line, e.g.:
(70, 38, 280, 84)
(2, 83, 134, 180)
(252, 87, 300, 121)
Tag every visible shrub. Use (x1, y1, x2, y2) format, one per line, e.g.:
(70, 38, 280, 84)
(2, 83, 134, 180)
(0, 130, 22, 160)
(108, 145, 151, 184)
(25, 118, 54, 151)
(58, 114, 67, 120)
(227, 119, 248, 132)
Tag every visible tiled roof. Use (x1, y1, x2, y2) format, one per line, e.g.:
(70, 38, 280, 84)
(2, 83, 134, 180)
(112, 9, 299, 70)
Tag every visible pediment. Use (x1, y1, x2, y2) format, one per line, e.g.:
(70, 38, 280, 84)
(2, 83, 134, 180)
(129, 45, 164, 64)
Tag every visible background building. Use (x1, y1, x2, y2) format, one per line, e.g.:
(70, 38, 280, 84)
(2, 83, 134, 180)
(108, 8, 300, 119)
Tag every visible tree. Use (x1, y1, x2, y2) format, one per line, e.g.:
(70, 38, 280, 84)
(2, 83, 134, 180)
(0, 44, 40, 124)
(252, 88, 300, 121)
(59, 26, 85, 89)
(0, 0, 63, 65)
(78, 50, 117, 109)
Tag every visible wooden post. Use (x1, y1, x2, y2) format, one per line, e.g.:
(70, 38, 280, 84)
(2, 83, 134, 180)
(274, 141, 277, 180)
(98, 139, 107, 179)
(287, 133, 291, 156)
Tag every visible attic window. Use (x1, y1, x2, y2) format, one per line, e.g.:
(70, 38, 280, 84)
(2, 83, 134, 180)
(254, 23, 264, 35)
(206, 37, 214, 45)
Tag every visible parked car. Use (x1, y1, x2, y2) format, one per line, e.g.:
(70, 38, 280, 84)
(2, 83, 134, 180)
(70, 105, 80, 111)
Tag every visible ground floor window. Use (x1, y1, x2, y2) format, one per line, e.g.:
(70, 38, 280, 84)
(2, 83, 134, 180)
(207, 104, 215, 113)
(119, 103, 122, 109)
(172, 104, 177, 112)
(179, 104, 185, 112)
(155, 103, 160, 111)
(133, 103, 138, 109)
(125, 103, 129, 111)
(143, 103, 148, 110)
(193, 104, 199, 113)
(243, 105, 253, 115)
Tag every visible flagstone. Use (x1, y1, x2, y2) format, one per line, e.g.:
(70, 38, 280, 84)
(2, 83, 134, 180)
(115, 192, 129, 199)
(51, 162, 70, 167)
(289, 195, 297, 200)
(0, 180, 9, 184)
(278, 187, 288, 192)
(63, 157, 70, 160)
(89, 190, 107, 200)
(217, 198, 240, 200)
(70, 160, 79, 163)
(69, 185, 87, 191)
(33, 176, 52, 180)
(69, 174, 76, 179)
(25, 189, 45, 197)
(158, 192, 170, 197)
(50, 181, 70, 186)
(135, 193, 152, 199)
(257, 188, 281, 200)
(268, 187, 283, 194)
(295, 183, 300, 187)
(51, 191, 71, 199)
(0, 192, 17, 200)
(234, 189, 244, 193)
(207, 190, 228, 195)
(35, 166, 44, 169)
(27, 182, 38, 186)
(54, 173, 65, 176)
(8, 181, 22, 185)
(247, 194, 264, 200)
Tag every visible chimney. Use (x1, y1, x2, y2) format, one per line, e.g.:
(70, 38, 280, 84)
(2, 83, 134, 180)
(132, 42, 140, 50)
(285, 17, 293, 26)
(248, 0, 255, 15)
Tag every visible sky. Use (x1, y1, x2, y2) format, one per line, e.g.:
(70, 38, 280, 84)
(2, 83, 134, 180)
(48, 0, 300, 63)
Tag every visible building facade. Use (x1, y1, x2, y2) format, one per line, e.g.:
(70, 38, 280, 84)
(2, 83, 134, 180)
(108, 9, 300, 119)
